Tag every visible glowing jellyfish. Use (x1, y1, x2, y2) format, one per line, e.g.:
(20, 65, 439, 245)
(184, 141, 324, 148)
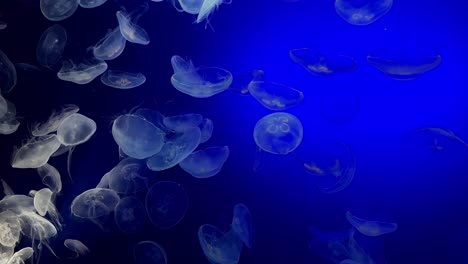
(92, 27, 127, 61)
(170, 55, 233, 98)
(308, 227, 352, 264)
(56, 113, 96, 146)
(32, 188, 53, 216)
(345, 211, 397, 237)
(146, 127, 201, 171)
(178, 0, 204, 14)
(179, 146, 229, 178)
(11, 135, 61, 169)
(31, 104, 79, 137)
(116, 3, 150, 45)
(289, 48, 358, 76)
(104, 158, 151, 194)
(36, 24, 67, 68)
(253, 112, 303, 155)
(231, 203, 253, 249)
(6, 247, 34, 264)
(18, 211, 58, 241)
(114, 196, 146, 234)
(0, 195, 35, 214)
(0, 211, 21, 247)
(196, 0, 231, 25)
(0, 99, 20, 135)
(71, 188, 120, 219)
(199, 118, 213, 144)
(248, 81, 304, 111)
(57, 59, 108, 84)
(145, 181, 189, 229)
(40, 0, 79, 21)
(162, 113, 203, 131)
(0, 48, 17, 94)
(334, 0, 393, 26)
(133, 241, 167, 264)
(79, 0, 107, 8)
(198, 224, 243, 264)
(101, 70, 146, 89)
(367, 49, 441, 80)
(36, 163, 62, 193)
(112, 114, 166, 159)
(64, 239, 90, 259)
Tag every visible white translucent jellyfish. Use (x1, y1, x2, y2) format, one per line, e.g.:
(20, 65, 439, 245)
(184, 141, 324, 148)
(79, 0, 107, 8)
(64, 239, 90, 259)
(196, 0, 231, 25)
(146, 127, 201, 171)
(367, 49, 442, 80)
(0, 99, 20, 135)
(253, 112, 303, 155)
(31, 104, 79, 137)
(100, 70, 146, 89)
(133, 241, 167, 264)
(71, 188, 120, 219)
(116, 3, 150, 45)
(308, 227, 352, 263)
(92, 27, 126, 61)
(170, 55, 233, 98)
(114, 196, 146, 234)
(179, 146, 229, 178)
(57, 59, 108, 84)
(6, 247, 34, 264)
(103, 158, 151, 194)
(0, 211, 21, 247)
(199, 118, 213, 144)
(145, 181, 189, 229)
(231, 203, 253, 249)
(178, 0, 204, 14)
(162, 113, 203, 131)
(248, 81, 304, 111)
(112, 114, 166, 159)
(36, 163, 62, 193)
(0, 21, 6, 30)
(32, 188, 53, 216)
(11, 135, 61, 169)
(198, 224, 243, 264)
(334, 0, 393, 26)
(40, 0, 79, 21)
(289, 48, 358, 77)
(345, 211, 397, 237)
(36, 24, 67, 68)
(18, 211, 57, 241)
(0, 48, 17, 94)
(56, 113, 96, 146)
(0, 195, 35, 214)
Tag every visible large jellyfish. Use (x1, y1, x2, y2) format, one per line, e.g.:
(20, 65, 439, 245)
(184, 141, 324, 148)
(71, 188, 120, 219)
(248, 81, 304, 111)
(253, 112, 303, 155)
(145, 181, 189, 229)
(100, 70, 146, 89)
(133, 241, 167, 264)
(57, 59, 108, 84)
(102, 158, 151, 194)
(198, 224, 243, 264)
(116, 3, 150, 45)
(56, 113, 96, 146)
(179, 146, 230, 178)
(289, 48, 358, 76)
(40, 0, 79, 21)
(30, 188, 62, 229)
(345, 211, 397, 237)
(31, 104, 79, 137)
(334, 0, 393, 26)
(92, 27, 127, 61)
(11, 135, 61, 169)
(79, 0, 107, 8)
(36, 24, 67, 68)
(114, 196, 146, 234)
(367, 48, 441, 80)
(63, 239, 90, 259)
(0, 48, 17, 94)
(170, 55, 233, 98)
(231, 203, 253, 249)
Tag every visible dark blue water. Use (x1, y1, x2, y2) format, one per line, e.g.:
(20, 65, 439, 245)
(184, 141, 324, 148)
(0, 0, 468, 263)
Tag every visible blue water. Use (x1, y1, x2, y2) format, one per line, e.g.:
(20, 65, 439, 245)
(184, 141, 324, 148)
(0, 0, 467, 263)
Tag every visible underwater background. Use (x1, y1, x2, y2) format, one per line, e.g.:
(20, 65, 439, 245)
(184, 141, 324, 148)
(0, 0, 468, 263)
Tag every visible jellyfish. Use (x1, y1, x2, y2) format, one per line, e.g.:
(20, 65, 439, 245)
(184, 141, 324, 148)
(253, 112, 303, 155)
(57, 59, 108, 84)
(162, 113, 203, 131)
(367, 48, 441, 80)
(145, 181, 189, 229)
(116, 3, 150, 45)
(30, 188, 62, 229)
(308, 227, 353, 264)
(345, 211, 397, 237)
(133, 241, 167, 264)
(100, 70, 146, 89)
(92, 27, 127, 61)
(196, 0, 231, 25)
(401, 127, 468, 151)
(231, 203, 253, 249)
(40, 0, 79, 21)
(178, 0, 204, 14)
(334, 0, 393, 26)
(70, 188, 120, 219)
(112, 114, 166, 159)
(248, 81, 304, 111)
(179, 146, 229, 178)
(1, 179, 14, 196)
(63, 239, 90, 259)
(114, 196, 146, 234)
(170, 55, 233, 98)
(146, 127, 201, 171)
(0, 48, 17, 94)
(36, 24, 67, 68)
(0, 195, 35, 214)
(104, 158, 151, 194)
(289, 48, 358, 76)
(228, 69, 264, 96)
(198, 224, 243, 264)
(36, 163, 62, 193)
(11, 135, 61, 169)
(0, 21, 6, 30)
(5, 247, 34, 264)
(0, 99, 20, 135)
(31, 104, 79, 137)
(199, 118, 214, 144)
(79, 0, 107, 8)
(0, 211, 21, 247)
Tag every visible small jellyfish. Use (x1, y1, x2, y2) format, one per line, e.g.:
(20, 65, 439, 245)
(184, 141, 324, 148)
(56, 113, 96, 146)
(0, 48, 17, 94)
(196, 0, 230, 25)
(11, 135, 61, 169)
(289, 48, 358, 76)
(114, 196, 146, 234)
(145, 181, 189, 229)
(40, 0, 79, 21)
(79, 0, 107, 8)
(36, 24, 67, 68)
(104, 158, 151, 194)
(57, 59, 108, 84)
(231, 203, 253, 249)
(36, 163, 62, 193)
(33, 188, 53, 216)
(334, 0, 393, 26)
(248, 81, 304, 111)
(101, 70, 146, 89)
(92, 27, 127, 61)
(64, 239, 90, 259)
(198, 224, 243, 264)
(345, 211, 397, 237)
(70, 188, 120, 219)
(179, 146, 229, 178)
(170, 55, 233, 98)
(31, 104, 80, 137)
(253, 112, 303, 155)
(116, 4, 150, 45)
(133, 241, 167, 264)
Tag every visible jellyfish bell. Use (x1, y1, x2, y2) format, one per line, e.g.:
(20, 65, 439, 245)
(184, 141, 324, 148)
(334, 0, 393, 26)
(36, 24, 67, 68)
(195, 0, 232, 26)
(101, 70, 146, 89)
(57, 59, 108, 84)
(289, 48, 358, 76)
(231, 203, 253, 249)
(179, 146, 230, 178)
(116, 3, 150, 45)
(114, 196, 146, 234)
(11, 135, 61, 169)
(64, 239, 90, 259)
(133, 241, 167, 264)
(92, 27, 127, 61)
(248, 81, 304, 111)
(30, 104, 79, 137)
(198, 224, 243, 264)
(40, 0, 79, 21)
(345, 211, 397, 237)
(71, 188, 120, 219)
